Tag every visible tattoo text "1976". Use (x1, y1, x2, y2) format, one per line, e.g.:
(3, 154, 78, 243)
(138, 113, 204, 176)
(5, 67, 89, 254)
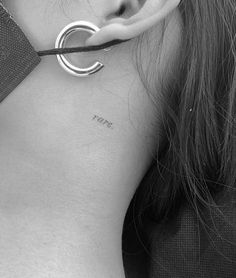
(92, 115, 114, 129)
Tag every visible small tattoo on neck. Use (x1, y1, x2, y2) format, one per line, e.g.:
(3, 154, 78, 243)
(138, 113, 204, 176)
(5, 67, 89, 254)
(92, 115, 114, 129)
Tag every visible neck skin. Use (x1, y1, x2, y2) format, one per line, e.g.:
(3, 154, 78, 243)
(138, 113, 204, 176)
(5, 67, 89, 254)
(0, 1, 182, 277)
(0, 203, 126, 278)
(0, 111, 154, 278)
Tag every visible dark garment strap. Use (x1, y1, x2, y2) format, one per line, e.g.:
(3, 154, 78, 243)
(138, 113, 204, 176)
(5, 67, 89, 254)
(0, 4, 41, 103)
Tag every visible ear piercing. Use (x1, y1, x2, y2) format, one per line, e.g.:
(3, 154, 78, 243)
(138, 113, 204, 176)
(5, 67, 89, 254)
(55, 21, 110, 77)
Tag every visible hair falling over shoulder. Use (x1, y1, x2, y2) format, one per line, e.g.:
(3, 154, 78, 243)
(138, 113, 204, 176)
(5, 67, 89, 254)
(131, 0, 236, 232)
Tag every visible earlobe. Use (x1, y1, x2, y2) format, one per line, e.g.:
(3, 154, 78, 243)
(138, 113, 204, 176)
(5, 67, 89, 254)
(85, 0, 180, 46)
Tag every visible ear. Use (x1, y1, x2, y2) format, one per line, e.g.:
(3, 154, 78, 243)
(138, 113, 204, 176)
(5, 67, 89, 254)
(85, 0, 181, 46)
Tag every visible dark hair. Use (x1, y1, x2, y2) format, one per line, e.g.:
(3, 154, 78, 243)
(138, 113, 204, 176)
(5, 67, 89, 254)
(127, 0, 236, 239)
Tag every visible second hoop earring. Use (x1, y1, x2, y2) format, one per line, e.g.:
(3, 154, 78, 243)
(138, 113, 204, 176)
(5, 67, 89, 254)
(55, 21, 109, 77)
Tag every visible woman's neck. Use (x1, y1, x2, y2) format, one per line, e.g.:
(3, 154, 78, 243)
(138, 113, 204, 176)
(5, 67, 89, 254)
(0, 207, 126, 278)
(0, 144, 138, 278)
(0, 147, 127, 278)
(0, 121, 153, 278)
(0, 3, 159, 276)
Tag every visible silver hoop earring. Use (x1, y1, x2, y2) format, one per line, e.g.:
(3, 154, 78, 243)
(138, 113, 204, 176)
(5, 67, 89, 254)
(55, 21, 108, 77)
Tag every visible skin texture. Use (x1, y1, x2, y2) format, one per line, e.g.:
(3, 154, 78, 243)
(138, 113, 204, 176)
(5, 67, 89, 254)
(0, 0, 182, 277)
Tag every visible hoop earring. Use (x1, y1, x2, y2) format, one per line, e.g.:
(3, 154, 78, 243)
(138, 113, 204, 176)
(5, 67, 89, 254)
(55, 21, 109, 77)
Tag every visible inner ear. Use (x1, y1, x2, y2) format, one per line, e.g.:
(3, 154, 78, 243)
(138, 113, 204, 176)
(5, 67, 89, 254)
(114, 3, 127, 16)
(106, 3, 128, 20)
(106, 0, 145, 21)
